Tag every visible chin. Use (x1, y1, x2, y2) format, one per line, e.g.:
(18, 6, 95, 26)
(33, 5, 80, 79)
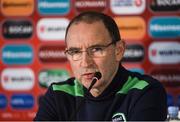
(82, 81, 91, 88)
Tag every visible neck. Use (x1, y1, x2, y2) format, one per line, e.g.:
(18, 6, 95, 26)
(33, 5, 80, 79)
(90, 88, 101, 97)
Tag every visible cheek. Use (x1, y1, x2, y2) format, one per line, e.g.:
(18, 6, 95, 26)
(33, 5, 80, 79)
(100, 60, 115, 72)
(69, 61, 80, 77)
(96, 55, 117, 78)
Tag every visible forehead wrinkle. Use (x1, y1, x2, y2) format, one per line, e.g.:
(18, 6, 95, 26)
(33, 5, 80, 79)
(67, 41, 105, 50)
(66, 21, 112, 49)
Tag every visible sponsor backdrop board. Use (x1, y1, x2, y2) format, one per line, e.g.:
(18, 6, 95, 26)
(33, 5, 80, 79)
(0, 0, 179, 120)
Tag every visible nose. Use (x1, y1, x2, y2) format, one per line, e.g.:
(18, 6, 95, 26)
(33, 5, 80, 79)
(80, 51, 94, 67)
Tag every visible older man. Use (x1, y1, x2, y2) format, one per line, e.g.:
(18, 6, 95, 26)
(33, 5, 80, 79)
(34, 11, 167, 121)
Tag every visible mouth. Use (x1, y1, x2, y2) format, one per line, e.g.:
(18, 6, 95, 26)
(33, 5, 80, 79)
(82, 72, 95, 80)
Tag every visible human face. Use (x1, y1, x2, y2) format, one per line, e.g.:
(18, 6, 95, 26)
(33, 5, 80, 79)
(65, 21, 124, 90)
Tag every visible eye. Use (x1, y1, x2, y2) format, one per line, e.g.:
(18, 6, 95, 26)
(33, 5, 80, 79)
(67, 49, 81, 55)
(91, 47, 103, 52)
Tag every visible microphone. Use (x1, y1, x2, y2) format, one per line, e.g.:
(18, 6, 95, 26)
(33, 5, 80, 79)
(70, 72, 102, 120)
(87, 72, 102, 92)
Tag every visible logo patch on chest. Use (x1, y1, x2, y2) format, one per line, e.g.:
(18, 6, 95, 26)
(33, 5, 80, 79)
(112, 113, 126, 122)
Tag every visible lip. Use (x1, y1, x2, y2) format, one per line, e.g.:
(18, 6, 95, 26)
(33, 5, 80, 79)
(82, 73, 94, 79)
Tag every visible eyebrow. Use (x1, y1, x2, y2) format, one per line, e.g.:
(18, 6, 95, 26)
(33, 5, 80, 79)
(67, 47, 81, 51)
(68, 43, 106, 50)
(89, 44, 106, 48)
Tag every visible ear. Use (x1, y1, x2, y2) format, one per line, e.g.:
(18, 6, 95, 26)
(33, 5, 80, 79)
(115, 40, 126, 61)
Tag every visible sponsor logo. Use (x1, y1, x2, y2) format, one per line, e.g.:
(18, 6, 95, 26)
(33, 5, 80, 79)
(2, 44, 33, 65)
(150, 68, 180, 87)
(1, 68, 34, 91)
(75, 0, 106, 12)
(128, 68, 144, 74)
(110, 0, 145, 15)
(39, 45, 67, 63)
(149, 0, 180, 12)
(149, 17, 180, 38)
(114, 17, 146, 40)
(149, 42, 180, 64)
(39, 69, 69, 88)
(0, 94, 7, 109)
(38, 0, 70, 15)
(1, 0, 34, 16)
(112, 113, 126, 122)
(37, 18, 69, 41)
(10, 94, 34, 109)
(2, 20, 33, 39)
(122, 44, 144, 62)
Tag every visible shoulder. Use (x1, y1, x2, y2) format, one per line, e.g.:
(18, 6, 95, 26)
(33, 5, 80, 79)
(48, 77, 84, 97)
(133, 72, 164, 90)
(124, 72, 167, 120)
(117, 70, 165, 94)
(51, 77, 75, 89)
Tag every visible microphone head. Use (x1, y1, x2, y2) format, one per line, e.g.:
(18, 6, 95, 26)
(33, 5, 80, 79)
(94, 72, 102, 80)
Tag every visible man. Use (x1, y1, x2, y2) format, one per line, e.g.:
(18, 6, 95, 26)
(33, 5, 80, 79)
(34, 11, 167, 121)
